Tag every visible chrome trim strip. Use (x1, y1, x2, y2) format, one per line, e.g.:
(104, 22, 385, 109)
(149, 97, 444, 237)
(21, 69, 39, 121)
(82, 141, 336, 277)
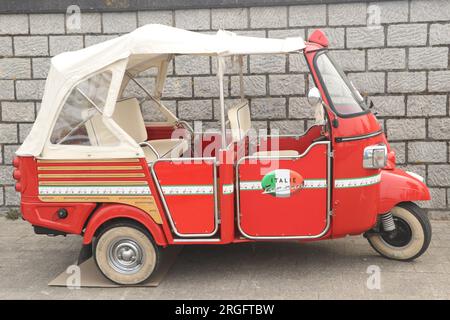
(161, 185, 214, 195)
(239, 179, 327, 190)
(39, 185, 151, 196)
(222, 184, 234, 194)
(335, 129, 383, 143)
(150, 157, 219, 238)
(334, 173, 381, 188)
(235, 141, 332, 240)
(173, 238, 222, 243)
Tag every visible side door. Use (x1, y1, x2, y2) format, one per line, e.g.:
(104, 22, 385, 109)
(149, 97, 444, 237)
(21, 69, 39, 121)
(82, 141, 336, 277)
(236, 142, 331, 239)
(151, 158, 219, 238)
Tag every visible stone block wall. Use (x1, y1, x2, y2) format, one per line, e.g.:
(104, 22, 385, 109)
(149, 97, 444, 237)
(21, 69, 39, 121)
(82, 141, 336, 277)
(0, 0, 450, 219)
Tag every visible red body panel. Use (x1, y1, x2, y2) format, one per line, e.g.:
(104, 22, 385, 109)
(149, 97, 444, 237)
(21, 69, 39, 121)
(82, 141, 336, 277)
(15, 157, 96, 234)
(153, 160, 216, 235)
(218, 148, 236, 243)
(14, 156, 167, 240)
(82, 203, 167, 246)
(238, 143, 328, 237)
(22, 201, 96, 234)
(331, 136, 383, 237)
(379, 168, 430, 213)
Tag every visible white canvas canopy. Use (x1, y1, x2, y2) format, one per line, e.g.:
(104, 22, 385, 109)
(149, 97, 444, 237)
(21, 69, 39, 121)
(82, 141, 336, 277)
(17, 24, 305, 159)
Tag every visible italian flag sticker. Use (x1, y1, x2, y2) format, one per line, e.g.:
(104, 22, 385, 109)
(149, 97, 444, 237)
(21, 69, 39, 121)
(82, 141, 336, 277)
(261, 169, 304, 198)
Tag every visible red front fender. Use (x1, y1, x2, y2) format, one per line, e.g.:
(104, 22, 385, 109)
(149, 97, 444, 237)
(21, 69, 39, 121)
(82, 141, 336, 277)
(379, 168, 430, 213)
(82, 204, 168, 246)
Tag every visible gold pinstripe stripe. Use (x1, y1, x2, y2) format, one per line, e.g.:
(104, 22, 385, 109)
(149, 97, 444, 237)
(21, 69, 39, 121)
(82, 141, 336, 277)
(38, 181, 148, 186)
(37, 158, 140, 163)
(38, 173, 145, 178)
(37, 166, 143, 171)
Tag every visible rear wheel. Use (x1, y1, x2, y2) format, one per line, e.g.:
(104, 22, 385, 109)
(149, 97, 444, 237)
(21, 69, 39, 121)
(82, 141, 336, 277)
(367, 202, 431, 261)
(94, 222, 159, 285)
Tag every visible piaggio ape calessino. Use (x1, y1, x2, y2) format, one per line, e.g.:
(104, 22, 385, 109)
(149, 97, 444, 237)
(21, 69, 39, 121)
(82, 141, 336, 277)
(13, 25, 432, 285)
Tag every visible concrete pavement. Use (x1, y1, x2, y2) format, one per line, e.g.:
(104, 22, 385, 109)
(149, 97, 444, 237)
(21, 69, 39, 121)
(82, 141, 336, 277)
(0, 218, 449, 299)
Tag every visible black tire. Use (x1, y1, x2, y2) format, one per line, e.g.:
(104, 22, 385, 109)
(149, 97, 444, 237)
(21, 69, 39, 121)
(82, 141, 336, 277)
(367, 202, 432, 261)
(93, 221, 160, 285)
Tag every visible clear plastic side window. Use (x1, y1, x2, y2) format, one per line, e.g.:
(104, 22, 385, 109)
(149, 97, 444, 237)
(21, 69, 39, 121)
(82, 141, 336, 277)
(121, 67, 170, 122)
(50, 71, 118, 146)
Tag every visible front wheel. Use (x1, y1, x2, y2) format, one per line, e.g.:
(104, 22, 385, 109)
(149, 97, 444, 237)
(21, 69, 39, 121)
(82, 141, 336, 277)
(367, 202, 432, 261)
(94, 222, 159, 285)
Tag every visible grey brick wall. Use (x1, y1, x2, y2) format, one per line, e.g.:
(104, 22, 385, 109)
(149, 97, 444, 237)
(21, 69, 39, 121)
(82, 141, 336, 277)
(1, 0, 450, 219)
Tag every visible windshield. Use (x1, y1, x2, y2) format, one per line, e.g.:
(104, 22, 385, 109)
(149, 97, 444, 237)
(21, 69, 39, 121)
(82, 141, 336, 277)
(315, 52, 367, 116)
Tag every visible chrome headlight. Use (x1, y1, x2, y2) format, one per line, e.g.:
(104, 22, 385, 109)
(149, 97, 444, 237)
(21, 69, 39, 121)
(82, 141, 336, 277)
(363, 145, 387, 169)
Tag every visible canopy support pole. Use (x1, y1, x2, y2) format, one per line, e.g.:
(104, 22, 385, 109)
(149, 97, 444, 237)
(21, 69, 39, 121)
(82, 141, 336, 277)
(125, 71, 161, 105)
(125, 71, 178, 124)
(217, 57, 227, 150)
(239, 55, 244, 102)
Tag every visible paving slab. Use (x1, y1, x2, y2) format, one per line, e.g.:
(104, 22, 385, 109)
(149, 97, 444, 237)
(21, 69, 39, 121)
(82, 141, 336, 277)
(0, 218, 449, 300)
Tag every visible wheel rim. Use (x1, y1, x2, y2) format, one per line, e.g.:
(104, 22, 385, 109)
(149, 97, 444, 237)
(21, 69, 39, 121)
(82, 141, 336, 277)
(380, 217, 412, 248)
(107, 238, 144, 274)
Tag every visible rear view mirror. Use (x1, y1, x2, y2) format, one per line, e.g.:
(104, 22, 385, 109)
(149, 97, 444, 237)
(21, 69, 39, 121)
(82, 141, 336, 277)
(307, 87, 322, 106)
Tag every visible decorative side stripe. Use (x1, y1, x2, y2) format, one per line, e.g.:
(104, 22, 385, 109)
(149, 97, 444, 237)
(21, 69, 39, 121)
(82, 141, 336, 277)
(335, 173, 381, 188)
(240, 179, 327, 190)
(39, 185, 151, 196)
(240, 174, 381, 191)
(239, 181, 261, 191)
(38, 173, 145, 178)
(161, 185, 214, 195)
(303, 179, 328, 188)
(38, 174, 381, 197)
(37, 159, 140, 163)
(37, 166, 143, 171)
(222, 184, 234, 194)
(39, 181, 148, 186)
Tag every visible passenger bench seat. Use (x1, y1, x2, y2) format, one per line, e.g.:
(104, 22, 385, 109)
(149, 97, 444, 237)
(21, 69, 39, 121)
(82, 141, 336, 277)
(113, 98, 188, 162)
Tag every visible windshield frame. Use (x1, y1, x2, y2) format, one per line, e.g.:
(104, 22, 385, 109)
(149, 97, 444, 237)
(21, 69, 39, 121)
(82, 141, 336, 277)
(313, 50, 369, 118)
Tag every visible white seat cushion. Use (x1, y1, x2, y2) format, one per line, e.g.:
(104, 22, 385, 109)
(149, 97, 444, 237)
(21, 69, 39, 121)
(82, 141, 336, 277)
(113, 98, 189, 162)
(228, 101, 251, 142)
(113, 98, 148, 143)
(253, 150, 299, 157)
(142, 139, 189, 162)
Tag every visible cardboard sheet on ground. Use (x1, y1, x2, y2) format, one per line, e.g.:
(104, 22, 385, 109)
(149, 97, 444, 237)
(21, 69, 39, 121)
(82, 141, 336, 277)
(48, 246, 182, 288)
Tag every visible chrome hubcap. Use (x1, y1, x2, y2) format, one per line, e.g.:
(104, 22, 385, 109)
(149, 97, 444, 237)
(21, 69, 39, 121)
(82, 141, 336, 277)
(108, 239, 144, 274)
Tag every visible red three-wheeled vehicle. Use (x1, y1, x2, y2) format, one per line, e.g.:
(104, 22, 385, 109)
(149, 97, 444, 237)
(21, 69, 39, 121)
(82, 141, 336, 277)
(13, 25, 431, 284)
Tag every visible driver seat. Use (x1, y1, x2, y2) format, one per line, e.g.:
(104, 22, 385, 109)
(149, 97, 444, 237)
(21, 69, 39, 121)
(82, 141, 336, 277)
(227, 101, 298, 157)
